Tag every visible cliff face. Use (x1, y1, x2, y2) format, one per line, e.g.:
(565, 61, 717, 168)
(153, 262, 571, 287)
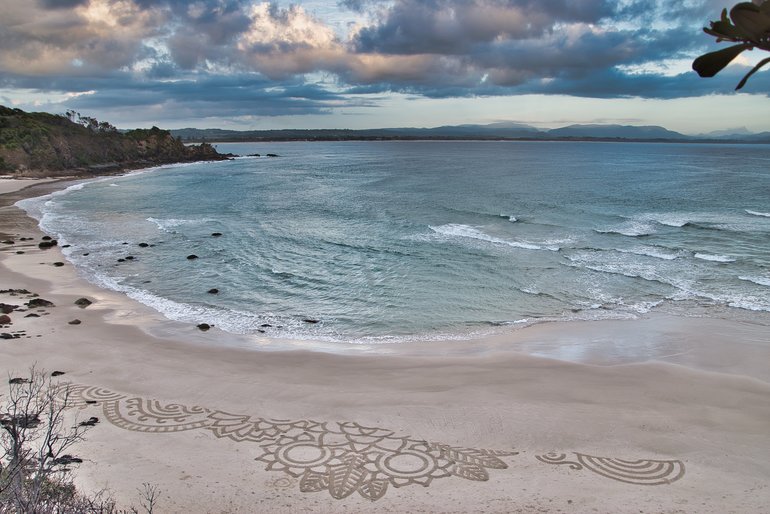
(0, 106, 227, 177)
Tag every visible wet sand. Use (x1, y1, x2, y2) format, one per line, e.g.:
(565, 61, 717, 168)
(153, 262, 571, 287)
(1, 179, 769, 513)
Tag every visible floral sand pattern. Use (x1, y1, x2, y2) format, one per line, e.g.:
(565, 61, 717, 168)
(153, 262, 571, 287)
(59, 384, 685, 501)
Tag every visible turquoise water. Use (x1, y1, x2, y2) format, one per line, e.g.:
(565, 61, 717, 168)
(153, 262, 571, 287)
(19, 141, 770, 343)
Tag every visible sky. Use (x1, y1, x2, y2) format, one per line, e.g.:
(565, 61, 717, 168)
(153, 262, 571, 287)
(0, 0, 769, 134)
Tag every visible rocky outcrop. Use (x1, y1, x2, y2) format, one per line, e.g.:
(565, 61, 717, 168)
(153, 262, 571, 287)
(0, 106, 230, 177)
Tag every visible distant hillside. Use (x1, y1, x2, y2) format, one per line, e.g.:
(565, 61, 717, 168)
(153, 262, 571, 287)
(172, 122, 769, 143)
(0, 106, 228, 177)
(735, 131, 770, 142)
(171, 123, 543, 142)
(546, 124, 689, 140)
(699, 127, 754, 138)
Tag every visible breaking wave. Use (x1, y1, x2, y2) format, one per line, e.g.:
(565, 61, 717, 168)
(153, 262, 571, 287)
(429, 224, 557, 251)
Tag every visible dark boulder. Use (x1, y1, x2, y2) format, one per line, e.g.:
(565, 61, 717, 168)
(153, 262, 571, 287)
(38, 240, 58, 249)
(0, 303, 17, 314)
(26, 298, 54, 308)
(53, 455, 83, 465)
(0, 314, 11, 325)
(74, 298, 93, 308)
(68, 319, 81, 325)
(79, 417, 99, 427)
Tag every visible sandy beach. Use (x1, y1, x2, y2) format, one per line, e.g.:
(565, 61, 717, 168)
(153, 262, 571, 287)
(1, 179, 769, 513)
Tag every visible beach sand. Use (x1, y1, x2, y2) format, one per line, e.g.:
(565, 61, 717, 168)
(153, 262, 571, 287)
(1, 180, 769, 513)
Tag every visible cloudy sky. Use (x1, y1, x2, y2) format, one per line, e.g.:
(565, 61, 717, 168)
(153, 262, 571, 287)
(1, 0, 768, 133)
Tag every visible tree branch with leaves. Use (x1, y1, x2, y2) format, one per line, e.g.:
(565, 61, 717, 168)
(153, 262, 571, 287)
(0, 368, 164, 513)
(0, 368, 94, 512)
(693, 0, 770, 89)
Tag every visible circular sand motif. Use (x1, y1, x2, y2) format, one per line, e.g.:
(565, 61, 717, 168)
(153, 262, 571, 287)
(380, 450, 436, 478)
(277, 442, 334, 468)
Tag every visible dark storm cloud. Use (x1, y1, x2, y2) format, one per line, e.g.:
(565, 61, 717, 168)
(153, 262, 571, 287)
(38, 0, 88, 8)
(2, 0, 763, 122)
(521, 66, 770, 98)
(0, 70, 353, 120)
(462, 26, 701, 85)
(334, 0, 745, 100)
(345, 62, 770, 100)
(350, 0, 615, 54)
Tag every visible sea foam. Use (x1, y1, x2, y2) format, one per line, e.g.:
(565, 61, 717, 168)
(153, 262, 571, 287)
(147, 217, 215, 232)
(595, 221, 656, 237)
(738, 275, 770, 287)
(429, 224, 551, 251)
(616, 246, 680, 261)
(694, 253, 736, 263)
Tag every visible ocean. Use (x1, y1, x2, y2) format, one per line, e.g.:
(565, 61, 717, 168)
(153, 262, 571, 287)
(18, 141, 770, 344)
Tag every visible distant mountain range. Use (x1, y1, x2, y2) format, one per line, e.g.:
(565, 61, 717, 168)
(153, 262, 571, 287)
(171, 122, 770, 143)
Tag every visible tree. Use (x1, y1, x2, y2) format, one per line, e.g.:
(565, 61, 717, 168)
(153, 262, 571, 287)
(62, 110, 117, 133)
(0, 368, 105, 512)
(0, 369, 162, 513)
(693, 0, 770, 89)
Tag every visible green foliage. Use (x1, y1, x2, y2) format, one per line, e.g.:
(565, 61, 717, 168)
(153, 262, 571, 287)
(693, 1, 770, 89)
(124, 126, 170, 140)
(0, 105, 224, 175)
(0, 110, 57, 153)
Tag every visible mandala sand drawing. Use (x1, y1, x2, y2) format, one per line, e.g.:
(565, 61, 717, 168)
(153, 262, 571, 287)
(59, 384, 685, 501)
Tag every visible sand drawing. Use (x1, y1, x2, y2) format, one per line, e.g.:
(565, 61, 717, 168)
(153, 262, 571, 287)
(535, 452, 685, 486)
(60, 384, 685, 501)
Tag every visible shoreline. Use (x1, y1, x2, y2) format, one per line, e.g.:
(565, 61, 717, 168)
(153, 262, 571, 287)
(2, 178, 769, 512)
(10, 172, 770, 372)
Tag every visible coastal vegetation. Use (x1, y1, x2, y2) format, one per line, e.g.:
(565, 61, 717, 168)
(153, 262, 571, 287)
(693, 1, 770, 89)
(0, 367, 160, 513)
(0, 367, 102, 512)
(0, 106, 227, 177)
